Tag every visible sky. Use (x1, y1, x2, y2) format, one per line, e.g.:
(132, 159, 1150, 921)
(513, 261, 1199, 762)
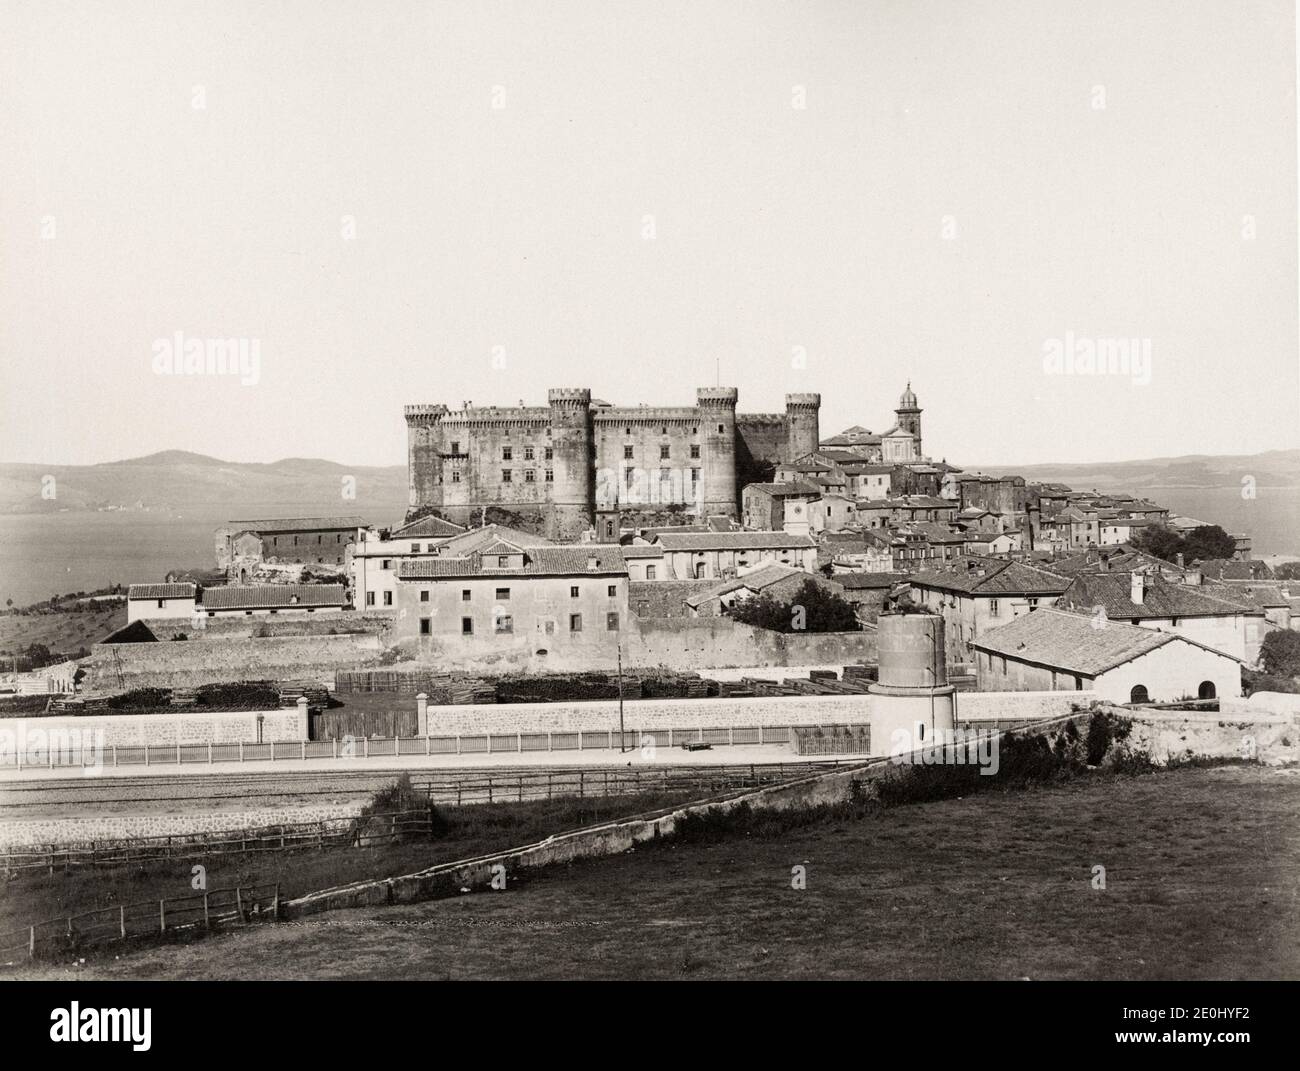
(1, 0, 1296, 468)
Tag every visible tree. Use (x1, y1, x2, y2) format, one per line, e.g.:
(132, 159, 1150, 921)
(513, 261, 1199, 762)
(1182, 525, 1237, 563)
(1260, 630, 1300, 679)
(1131, 524, 1185, 563)
(728, 579, 861, 633)
(1272, 561, 1300, 581)
(24, 643, 52, 669)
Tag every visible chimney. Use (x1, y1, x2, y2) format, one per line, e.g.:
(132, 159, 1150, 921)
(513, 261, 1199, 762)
(1175, 552, 1184, 570)
(587, 554, 599, 572)
(1130, 572, 1145, 606)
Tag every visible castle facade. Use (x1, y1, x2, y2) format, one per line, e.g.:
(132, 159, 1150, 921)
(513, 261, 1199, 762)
(404, 388, 821, 540)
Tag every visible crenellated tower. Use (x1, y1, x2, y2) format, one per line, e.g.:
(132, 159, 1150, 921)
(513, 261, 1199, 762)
(404, 404, 449, 511)
(697, 387, 739, 518)
(784, 393, 821, 460)
(547, 388, 595, 540)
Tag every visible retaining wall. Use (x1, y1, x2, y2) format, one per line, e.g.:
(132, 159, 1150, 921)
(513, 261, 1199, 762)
(0, 707, 306, 748)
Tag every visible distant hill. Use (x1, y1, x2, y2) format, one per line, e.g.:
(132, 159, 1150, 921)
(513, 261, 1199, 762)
(964, 449, 1300, 491)
(0, 452, 409, 522)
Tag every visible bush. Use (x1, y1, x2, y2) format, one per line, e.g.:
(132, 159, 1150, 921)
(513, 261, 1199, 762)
(1260, 631, 1300, 678)
(107, 688, 172, 710)
(194, 682, 279, 710)
(728, 579, 861, 633)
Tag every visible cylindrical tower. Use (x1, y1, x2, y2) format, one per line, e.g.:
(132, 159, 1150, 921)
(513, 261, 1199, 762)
(785, 393, 821, 460)
(404, 404, 448, 514)
(696, 387, 739, 519)
(867, 611, 955, 756)
(546, 388, 595, 540)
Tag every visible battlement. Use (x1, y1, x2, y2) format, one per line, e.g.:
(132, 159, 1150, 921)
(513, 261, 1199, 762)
(696, 387, 739, 406)
(785, 393, 822, 408)
(405, 404, 449, 424)
(548, 388, 593, 407)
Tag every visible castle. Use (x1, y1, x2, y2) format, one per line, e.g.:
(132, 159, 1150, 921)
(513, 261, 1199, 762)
(404, 388, 822, 539)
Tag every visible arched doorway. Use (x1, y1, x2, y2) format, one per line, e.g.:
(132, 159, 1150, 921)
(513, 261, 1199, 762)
(1129, 685, 1149, 704)
(1197, 680, 1216, 700)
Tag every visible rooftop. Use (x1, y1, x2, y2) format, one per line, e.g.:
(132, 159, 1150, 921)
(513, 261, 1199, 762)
(398, 546, 629, 579)
(970, 607, 1181, 675)
(202, 585, 349, 609)
(1058, 573, 1263, 620)
(127, 583, 196, 600)
(225, 516, 367, 533)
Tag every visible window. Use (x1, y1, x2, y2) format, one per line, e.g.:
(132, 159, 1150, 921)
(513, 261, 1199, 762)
(607, 584, 617, 597)
(495, 614, 513, 634)
(498, 555, 509, 568)
(462, 589, 471, 601)
(690, 445, 700, 459)
(1130, 684, 1149, 703)
(545, 469, 554, 482)
(381, 559, 392, 570)
(570, 585, 579, 598)
(524, 446, 534, 460)
(524, 470, 536, 483)
(495, 587, 511, 601)
(420, 618, 431, 635)
(660, 445, 670, 460)
(544, 620, 555, 635)
(382, 591, 393, 606)
(718, 423, 724, 433)
(989, 598, 1000, 617)
(410, 543, 420, 552)
(419, 590, 430, 603)
(544, 447, 552, 460)
(156, 599, 164, 609)
(646, 565, 657, 580)
(462, 617, 474, 635)
(502, 446, 513, 460)
(606, 612, 619, 631)
(691, 469, 699, 484)
(660, 426, 667, 435)
(1197, 680, 1216, 700)
(451, 471, 461, 483)
(502, 469, 512, 482)
(626, 469, 635, 487)
(569, 613, 582, 632)
(365, 592, 375, 606)
(624, 445, 634, 459)
(450, 441, 460, 454)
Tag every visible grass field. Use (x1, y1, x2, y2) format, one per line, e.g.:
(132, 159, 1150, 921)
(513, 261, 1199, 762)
(0, 606, 124, 661)
(11, 763, 1298, 980)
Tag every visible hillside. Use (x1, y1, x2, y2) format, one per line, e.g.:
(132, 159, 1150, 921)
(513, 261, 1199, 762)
(0, 452, 408, 518)
(964, 449, 1300, 490)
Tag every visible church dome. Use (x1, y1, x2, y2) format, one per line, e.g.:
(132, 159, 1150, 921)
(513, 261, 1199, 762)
(898, 381, 918, 409)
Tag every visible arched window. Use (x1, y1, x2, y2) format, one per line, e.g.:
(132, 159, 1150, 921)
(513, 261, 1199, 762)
(1129, 685, 1149, 704)
(1197, 680, 1216, 700)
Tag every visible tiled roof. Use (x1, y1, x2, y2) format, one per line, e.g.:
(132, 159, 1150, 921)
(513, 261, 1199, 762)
(686, 563, 818, 606)
(1058, 573, 1262, 620)
(398, 546, 629, 579)
(970, 607, 1176, 675)
(202, 585, 348, 609)
(909, 558, 1071, 596)
(437, 524, 556, 554)
(390, 515, 467, 539)
(620, 545, 666, 558)
(1201, 580, 1291, 610)
(128, 583, 196, 600)
(1196, 559, 1275, 581)
(226, 516, 366, 533)
(857, 496, 952, 509)
(835, 572, 897, 589)
(1042, 547, 1182, 578)
(654, 531, 816, 552)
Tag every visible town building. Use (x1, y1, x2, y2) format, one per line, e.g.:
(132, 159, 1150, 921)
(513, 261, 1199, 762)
(638, 530, 817, 580)
(971, 607, 1242, 703)
(214, 516, 367, 579)
(126, 583, 197, 623)
(201, 584, 350, 617)
(740, 481, 819, 531)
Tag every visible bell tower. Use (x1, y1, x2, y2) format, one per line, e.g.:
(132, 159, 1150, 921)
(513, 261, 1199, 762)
(895, 382, 922, 456)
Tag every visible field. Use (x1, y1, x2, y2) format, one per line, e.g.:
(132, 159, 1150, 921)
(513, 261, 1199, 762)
(10, 763, 1299, 980)
(0, 606, 124, 661)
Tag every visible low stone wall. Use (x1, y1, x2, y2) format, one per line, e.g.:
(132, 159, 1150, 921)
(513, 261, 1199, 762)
(1122, 708, 1299, 765)
(79, 633, 385, 692)
(955, 691, 1098, 723)
(0, 802, 362, 850)
(137, 613, 393, 642)
(0, 707, 306, 748)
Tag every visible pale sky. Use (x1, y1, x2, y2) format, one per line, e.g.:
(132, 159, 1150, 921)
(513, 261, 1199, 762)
(1, 0, 1296, 468)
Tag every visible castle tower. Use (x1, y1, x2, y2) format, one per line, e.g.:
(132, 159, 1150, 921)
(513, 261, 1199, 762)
(404, 404, 448, 513)
(784, 393, 821, 460)
(697, 387, 739, 519)
(895, 382, 922, 456)
(547, 388, 595, 540)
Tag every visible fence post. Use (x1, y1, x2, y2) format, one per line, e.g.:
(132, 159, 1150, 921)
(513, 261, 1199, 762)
(273, 884, 281, 918)
(579, 770, 584, 798)
(29, 925, 35, 958)
(236, 887, 243, 921)
(175, 742, 181, 766)
(207, 743, 213, 764)
(425, 735, 430, 756)
(239, 741, 244, 763)
(301, 741, 306, 761)
(363, 737, 369, 758)
(113, 745, 118, 768)
(547, 732, 552, 752)
(203, 893, 210, 930)
(159, 900, 166, 934)
(119, 904, 126, 938)
(487, 778, 493, 803)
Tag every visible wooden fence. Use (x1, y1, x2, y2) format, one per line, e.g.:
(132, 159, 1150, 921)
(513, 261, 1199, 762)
(1, 810, 435, 875)
(0, 882, 280, 963)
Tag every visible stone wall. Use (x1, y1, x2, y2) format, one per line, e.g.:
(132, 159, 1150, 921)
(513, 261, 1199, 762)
(1122, 708, 1299, 765)
(626, 618, 874, 670)
(79, 633, 385, 692)
(0, 707, 306, 748)
(955, 691, 1098, 723)
(0, 802, 361, 850)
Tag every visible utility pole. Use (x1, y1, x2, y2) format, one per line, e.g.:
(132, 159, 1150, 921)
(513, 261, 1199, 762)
(616, 635, 626, 752)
